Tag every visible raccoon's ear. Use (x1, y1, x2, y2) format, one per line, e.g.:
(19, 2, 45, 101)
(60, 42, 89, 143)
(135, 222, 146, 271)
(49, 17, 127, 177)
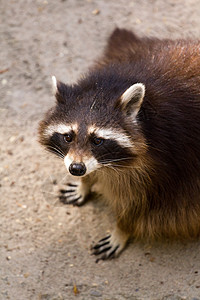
(52, 76, 67, 104)
(120, 83, 145, 119)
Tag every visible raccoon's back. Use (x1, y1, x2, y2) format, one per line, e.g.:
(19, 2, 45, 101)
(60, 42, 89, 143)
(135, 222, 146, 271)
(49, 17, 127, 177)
(98, 28, 200, 92)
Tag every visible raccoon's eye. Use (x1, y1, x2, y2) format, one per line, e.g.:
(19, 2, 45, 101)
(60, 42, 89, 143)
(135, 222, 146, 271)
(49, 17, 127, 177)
(63, 133, 73, 143)
(92, 137, 104, 146)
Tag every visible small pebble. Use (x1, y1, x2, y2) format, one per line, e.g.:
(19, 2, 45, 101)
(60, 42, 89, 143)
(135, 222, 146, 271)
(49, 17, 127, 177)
(2, 79, 7, 85)
(9, 136, 17, 143)
(90, 290, 102, 297)
(23, 273, 30, 278)
(92, 9, 100, 15)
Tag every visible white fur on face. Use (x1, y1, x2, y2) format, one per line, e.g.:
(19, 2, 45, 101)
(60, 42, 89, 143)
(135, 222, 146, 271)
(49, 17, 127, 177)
(64, 154, 73, 171)
(44, 123, 78, 137)
(84, 157, 100, 174)
(88, 126, 133, 149)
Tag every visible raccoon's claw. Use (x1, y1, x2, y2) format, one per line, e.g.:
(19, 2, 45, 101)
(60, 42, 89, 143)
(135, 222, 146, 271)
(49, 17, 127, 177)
(91, 229, 129, 262)
(91, 235, 120, 262)
(58, 182, 86, 206)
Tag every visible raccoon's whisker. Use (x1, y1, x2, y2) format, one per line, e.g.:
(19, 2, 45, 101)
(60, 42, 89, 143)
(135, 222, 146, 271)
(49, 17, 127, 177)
(47, 145, 64, 155)
(48, 153, 64, 161)
(47, 145, 65, 158)
(50, 142, 65, 156)
(41, 190, 58, 196)
(47, 149, 64, 159)
(48, 148, 64, 157)
(59, 173, 72, 186)
(45, 148, 64, 160)
(99, 157, 134, 164)
(54, 155, 64, 161)
(111, 164, 134, 168)
(104, 164, 121, 176)
(101, 157, 132, 162)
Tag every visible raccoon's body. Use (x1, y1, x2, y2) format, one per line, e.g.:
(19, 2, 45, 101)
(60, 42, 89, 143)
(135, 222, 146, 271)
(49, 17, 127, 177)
(39, 28, 200, 260)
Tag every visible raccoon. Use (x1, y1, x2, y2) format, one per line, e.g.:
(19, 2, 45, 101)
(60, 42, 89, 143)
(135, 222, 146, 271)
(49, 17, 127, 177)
(39, 28, 200, 261)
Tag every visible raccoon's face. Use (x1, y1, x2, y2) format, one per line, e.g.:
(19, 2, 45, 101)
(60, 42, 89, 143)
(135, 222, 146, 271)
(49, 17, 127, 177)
(39, 76, 146, 177)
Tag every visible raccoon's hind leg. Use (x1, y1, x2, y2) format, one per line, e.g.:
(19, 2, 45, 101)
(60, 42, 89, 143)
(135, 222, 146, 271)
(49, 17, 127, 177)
(91, 226, 130, 262)
(59, 179, 91, 206)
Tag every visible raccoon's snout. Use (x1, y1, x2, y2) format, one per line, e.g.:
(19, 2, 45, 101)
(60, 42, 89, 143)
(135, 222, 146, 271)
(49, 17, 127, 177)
(69, 162, 87, 176)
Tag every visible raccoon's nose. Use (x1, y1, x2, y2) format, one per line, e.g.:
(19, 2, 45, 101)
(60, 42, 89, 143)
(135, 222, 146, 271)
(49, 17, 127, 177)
(69, 162, 87, 176)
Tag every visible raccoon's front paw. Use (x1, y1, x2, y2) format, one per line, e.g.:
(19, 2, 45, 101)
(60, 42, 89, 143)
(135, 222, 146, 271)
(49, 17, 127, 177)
(59, 182, 87, 206)
(91, 228, 129, 262)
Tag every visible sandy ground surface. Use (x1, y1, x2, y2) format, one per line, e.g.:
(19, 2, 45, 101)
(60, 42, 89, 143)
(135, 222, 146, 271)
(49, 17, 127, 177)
(1, 0, 200, 299)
